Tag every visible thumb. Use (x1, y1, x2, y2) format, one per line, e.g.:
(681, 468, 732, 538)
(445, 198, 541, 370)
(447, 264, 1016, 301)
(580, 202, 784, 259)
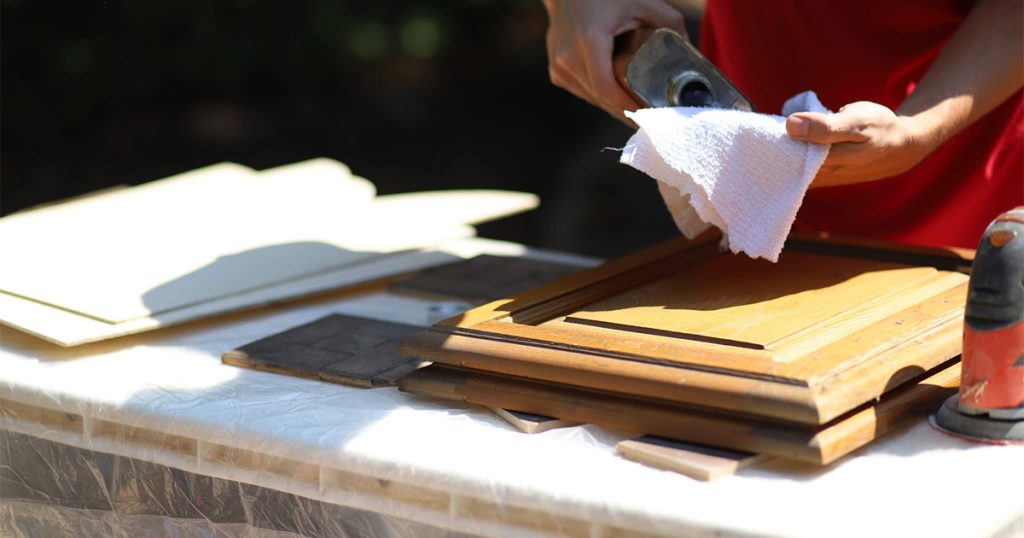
(786, 112, 870, 144)
(632, 0, 688, 38)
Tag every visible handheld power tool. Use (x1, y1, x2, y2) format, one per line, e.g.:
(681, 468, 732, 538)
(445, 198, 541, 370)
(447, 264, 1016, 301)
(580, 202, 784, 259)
(614, 28, 752, 112)
(932, 206, 1024, 443)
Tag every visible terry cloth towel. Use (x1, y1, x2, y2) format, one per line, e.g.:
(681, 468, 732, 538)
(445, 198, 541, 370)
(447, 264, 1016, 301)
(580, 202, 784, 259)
(620, 91, 831, 262)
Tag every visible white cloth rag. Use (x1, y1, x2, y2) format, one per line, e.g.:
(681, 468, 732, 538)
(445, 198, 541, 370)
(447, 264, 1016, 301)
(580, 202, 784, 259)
(620, 91, 831, 262)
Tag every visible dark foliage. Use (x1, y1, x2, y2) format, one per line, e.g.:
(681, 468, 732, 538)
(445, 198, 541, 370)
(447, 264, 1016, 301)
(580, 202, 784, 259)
(2, 0, 680, 256)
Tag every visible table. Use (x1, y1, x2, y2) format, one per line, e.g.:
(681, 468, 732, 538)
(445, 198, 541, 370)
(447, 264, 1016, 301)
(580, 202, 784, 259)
(2, 239, 1022, 538)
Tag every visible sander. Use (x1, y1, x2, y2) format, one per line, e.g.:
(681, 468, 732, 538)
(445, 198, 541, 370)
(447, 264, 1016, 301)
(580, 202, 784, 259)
(613, 28, 751, 112)
(932, 206, 1024, 443)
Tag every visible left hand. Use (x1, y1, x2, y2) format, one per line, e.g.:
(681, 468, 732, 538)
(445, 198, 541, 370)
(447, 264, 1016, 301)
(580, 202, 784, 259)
(786, 101, 933, 188)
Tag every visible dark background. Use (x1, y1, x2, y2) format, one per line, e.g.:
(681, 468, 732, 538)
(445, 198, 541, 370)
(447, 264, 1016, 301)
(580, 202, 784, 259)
(1, 1, 701, 257)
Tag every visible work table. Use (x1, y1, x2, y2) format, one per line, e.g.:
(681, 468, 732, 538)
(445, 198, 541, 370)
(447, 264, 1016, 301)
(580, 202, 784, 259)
(1, 239, 1022, 538)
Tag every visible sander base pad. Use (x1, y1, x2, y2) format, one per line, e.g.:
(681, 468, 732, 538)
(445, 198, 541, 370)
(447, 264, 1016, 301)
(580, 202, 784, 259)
(931, 395, 1024, 444)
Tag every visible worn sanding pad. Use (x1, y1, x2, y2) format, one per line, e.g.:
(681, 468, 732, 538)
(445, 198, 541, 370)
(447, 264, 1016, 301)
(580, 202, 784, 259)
(222, 314, 424, 388)
(931, 395, 1024, 444)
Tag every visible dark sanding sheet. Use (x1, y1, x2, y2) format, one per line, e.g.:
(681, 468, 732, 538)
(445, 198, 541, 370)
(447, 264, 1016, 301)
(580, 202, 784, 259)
(389, 255, 580, 304)
(222, 314, 423, 387)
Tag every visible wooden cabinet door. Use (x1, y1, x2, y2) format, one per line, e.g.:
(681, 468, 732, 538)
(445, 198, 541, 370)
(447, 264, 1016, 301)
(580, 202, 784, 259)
(400, 233, 972, 425)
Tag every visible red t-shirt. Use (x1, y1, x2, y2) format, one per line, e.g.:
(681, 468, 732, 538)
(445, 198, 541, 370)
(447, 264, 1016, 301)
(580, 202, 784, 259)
(701, 0, 1023, 249)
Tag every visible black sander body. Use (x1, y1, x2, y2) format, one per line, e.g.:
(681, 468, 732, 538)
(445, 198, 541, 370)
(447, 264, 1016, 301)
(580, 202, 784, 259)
(932, 207, 1024, 443)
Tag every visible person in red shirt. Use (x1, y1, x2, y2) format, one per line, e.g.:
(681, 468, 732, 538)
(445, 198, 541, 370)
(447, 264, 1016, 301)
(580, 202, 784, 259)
(541, 0, 1023, 249)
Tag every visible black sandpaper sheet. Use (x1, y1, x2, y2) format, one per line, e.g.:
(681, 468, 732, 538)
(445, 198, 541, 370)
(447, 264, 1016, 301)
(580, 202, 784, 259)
(222, 314, 423, 387)
(389, 254, 580, 304)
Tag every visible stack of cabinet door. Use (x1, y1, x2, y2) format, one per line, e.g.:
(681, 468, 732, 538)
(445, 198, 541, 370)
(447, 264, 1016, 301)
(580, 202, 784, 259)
(399, 232, 974, 464)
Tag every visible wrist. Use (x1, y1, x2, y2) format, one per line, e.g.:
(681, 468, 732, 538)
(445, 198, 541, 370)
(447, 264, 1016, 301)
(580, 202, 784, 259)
(897, 92, 976, 160)
(899, 110, 946, 163)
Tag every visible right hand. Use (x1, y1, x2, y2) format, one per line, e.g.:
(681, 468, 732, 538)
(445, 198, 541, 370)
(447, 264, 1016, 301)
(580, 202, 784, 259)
(542, 0, 687, 122)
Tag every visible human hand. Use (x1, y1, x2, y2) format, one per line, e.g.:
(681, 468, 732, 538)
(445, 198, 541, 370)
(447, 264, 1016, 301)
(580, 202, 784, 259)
(786, 101, 935, 188)
(542, 0, 687, 122)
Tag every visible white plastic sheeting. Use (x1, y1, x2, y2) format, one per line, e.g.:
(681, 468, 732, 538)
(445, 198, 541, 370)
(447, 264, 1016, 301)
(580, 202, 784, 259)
(1, 240, 1023, 538)
(1, 430, 467, 537)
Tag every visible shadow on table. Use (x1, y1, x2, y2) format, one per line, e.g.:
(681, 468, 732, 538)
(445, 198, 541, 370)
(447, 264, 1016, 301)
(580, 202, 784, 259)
(141, 242, 372, 317)
(2, 240, 459, 360)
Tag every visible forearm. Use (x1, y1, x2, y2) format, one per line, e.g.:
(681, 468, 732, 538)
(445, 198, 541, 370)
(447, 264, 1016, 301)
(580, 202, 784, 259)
(898, 0, 1024, 155)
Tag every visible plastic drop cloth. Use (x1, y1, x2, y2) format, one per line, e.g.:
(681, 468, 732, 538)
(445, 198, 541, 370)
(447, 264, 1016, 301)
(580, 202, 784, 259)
(0, 430, 468, 537)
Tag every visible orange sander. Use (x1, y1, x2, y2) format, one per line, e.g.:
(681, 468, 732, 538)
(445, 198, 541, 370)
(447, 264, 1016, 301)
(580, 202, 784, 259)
(932, 207, 1024, 443)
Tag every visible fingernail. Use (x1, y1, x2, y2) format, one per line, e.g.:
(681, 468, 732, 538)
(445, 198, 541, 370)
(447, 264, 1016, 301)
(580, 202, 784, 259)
(789, 117, 809, 137)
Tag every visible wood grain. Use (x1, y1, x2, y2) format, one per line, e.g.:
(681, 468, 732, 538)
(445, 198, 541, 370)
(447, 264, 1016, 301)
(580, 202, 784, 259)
(487, 407, 578, 434)
(616, 436, 768, 481)
(399, 362, 960, 465)
(400, 328, 819, 423)
(571, 252, 938, 350)
(434, 232, 722, 329)
(400, 235, 971, 425)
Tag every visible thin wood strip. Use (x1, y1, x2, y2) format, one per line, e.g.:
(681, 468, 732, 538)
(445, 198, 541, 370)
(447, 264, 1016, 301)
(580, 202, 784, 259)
(488, 407, 578, 434)
(616, 436, 769, 481)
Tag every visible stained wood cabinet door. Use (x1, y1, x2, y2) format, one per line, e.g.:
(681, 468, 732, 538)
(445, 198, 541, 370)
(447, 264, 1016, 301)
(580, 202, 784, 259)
(400, 233, 972, 425)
